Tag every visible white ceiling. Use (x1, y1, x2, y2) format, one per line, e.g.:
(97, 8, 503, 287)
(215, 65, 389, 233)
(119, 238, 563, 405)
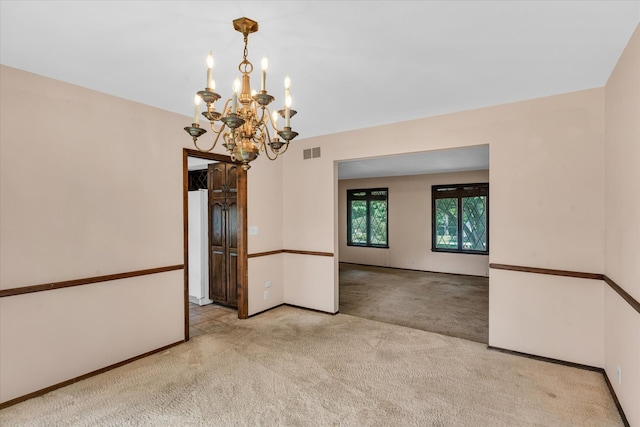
(1, 1, 638, 177)
(338, 145, 489, 180)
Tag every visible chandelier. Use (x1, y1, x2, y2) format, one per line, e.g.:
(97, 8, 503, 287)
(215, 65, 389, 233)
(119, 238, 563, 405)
(184, 17, 298, 170)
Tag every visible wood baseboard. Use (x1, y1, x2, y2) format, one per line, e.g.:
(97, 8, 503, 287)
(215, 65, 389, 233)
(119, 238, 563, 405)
(487, 345, 629, 427)
(0, 340, 184, 410)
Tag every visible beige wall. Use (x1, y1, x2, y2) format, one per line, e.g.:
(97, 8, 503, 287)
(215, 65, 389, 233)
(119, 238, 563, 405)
(0, 65, 187, 403)
(245, 153, 285, 315)
(338, 170, 490, 276)
(0, 65, 283, 403)
(284, 87, 606, 361)
(604, 24, 640, 427)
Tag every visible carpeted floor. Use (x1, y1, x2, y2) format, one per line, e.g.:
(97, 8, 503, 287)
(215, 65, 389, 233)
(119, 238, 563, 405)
(340, 263, 489, 343)
(0, 306, 622, 426)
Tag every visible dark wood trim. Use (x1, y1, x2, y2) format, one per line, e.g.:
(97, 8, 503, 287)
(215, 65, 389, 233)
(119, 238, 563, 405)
(603, 368, 631, 427)
(489, 263, 640, 314)
(248, 249, 335, 258)
(489, 263, 601, 280)
(603, 275, 640, 315)
(487, 346, 628, 426)
(283, 249, 334, 257)
(182, 149, 248, 329)
(184, 148, 234, 164)
(183, 150, 190, 340)
(248, 303, 338, 318)
(339, 262, 488, 279)
(248, 249, 284, 258)
(248, 303, 286, 317)
(431, 182, 489, 255)
(487, 345, 602, 372)
(346, 187, 389, 248)
(0, 340, 184, 410)
(284, 303, 339, 315)
(0, 265, 184, 298)
(236, 167, 249, 319)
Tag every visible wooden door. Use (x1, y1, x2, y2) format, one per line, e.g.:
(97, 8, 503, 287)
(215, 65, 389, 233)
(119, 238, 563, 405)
(208, 162, 238, 308)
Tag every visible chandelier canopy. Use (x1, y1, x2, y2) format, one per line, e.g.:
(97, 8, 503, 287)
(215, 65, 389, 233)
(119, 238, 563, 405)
(184, 17, 298, 170)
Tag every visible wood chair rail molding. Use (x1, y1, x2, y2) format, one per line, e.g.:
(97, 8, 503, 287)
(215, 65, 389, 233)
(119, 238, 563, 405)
(490, 263, 640, 314)
(489, 263, 601, 280)
(248, 249, 334, 258)
(0, 264, 184, 298)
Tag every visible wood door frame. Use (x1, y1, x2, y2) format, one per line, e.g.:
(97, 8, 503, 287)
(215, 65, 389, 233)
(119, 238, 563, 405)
(182, 148, 248, 341)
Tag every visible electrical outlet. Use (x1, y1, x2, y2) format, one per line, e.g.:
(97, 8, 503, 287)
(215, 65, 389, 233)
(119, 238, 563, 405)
(265, 280, 272, 288)
(264, 290, 269, 301)
(617, 366, 621, 384)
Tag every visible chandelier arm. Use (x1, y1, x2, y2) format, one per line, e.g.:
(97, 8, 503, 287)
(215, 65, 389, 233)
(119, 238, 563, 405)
(256, 105, 268, 127)
(276, 141, 290, 156)
(262, 128, 278, 161)
(265, 106, 283, 132)
(209, 121, 225, 134)
(194, 122, 227, 152)
(264, 148, 277, 161)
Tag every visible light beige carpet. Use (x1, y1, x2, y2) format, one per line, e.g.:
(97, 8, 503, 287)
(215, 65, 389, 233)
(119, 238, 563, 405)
(340, 263, 489, 343)
(0, 306, 622, 426)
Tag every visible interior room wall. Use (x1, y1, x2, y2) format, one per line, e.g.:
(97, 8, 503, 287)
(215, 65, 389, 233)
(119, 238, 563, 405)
(0, 65, 285, 403)
(338, 170, 490, 277)
(245, 156, 285, 315)
(283, 87, 605, 365)
(0, 65, 187, 403)
(603, 24, 640, 427)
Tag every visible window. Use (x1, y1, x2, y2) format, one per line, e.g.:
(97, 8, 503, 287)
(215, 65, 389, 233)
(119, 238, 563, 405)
(432, 183, 488, 254)
(347, 188, 388, 248)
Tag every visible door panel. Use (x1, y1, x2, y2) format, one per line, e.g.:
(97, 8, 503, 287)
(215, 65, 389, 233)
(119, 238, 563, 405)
(210, 249, 226, 302)
(207, 162, 239, 308)
(228, 201, 238, 250)
(227, 165, 238, 196)
(227, 252, 238, 306)
(211, 202, 224, 247)
(209, 163, 228, 199)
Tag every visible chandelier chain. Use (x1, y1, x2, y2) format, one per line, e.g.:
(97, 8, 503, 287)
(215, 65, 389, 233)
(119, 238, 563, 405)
(184, 17, 298, 171)
(238, 35, 253, 74)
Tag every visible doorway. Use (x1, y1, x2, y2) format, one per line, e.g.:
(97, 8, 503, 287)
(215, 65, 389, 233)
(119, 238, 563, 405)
(207, 162, 239, 308)
(182, 148, 248, 341)
(336, 145, 490, 343)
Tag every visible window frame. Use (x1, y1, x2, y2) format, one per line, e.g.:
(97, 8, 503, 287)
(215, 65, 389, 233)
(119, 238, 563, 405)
(347, 188, 389, 248)
(431, 183, 489, 255)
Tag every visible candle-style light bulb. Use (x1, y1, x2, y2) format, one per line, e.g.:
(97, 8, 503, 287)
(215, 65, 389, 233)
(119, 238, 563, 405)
(261, 56, 268, 92)
(284, 75, 291, 106)
(231, 78, 240, 113)
(284, 94, 292, 128)
(194, 94, 201, 125)
(272, 110, 279, 127)
(206, 51, 214, 89)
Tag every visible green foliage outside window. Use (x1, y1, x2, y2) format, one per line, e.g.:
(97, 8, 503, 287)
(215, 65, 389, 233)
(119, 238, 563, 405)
(348, 189, 388, 247)
(432, 184, 488, 254)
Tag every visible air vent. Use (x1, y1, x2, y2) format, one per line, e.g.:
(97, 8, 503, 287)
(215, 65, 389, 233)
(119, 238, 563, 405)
(303, 147, 321, 160)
